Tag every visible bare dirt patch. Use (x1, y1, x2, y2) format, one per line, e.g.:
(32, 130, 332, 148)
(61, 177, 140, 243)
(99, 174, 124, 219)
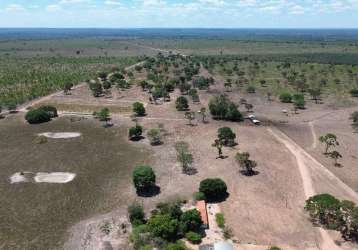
(38, 132, 81, 139)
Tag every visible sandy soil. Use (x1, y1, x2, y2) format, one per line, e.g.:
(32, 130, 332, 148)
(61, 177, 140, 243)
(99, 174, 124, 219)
(34, 172, 76, 183)
(10, 172, 76, 184)
(38, 132, 82, 139)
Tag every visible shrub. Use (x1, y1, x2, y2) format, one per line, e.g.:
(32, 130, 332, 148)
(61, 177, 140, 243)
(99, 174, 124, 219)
(128, 202, 145, 226)
(175, 96, 189, 111)
(132, 165, 156, 191)
(268, 247, 282, 250)
(246, 85, 256, 93)
(215, 213, 225, 229)
(38, 105, 58, 118)
(156, 201, 183, 220)
(225, 103, 243, 121)
(147, 128, 162, 145)
(279, 92, 292, 103)
(147, 214, 179, 241)
(350, 89, 358, 97)
(180, 209, 202, 233)
(218, 127, 236, 146)
(95, 108, 111, 123)
(293, 93, 305, 109)
(185, 231, 202, 244)
(133, 102, 146, 116)
(164, 241, 188, 250)
(89, 81, 103, 97)
(193, 192, 206, 201)
(199, 178, 228, 202)
(7, 101, 17, 113)
(103, 80, 112, 90)
(223, 226, 233, 239)
(139, 245, 153, 250)
(129, 124, 143, 140)
(175, 141, 193, 174)
(129, 224, 151, 250)
(25, 109, 51, 124)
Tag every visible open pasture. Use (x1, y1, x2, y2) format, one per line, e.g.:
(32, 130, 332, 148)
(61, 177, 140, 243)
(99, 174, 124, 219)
(0, 115, 150, 249)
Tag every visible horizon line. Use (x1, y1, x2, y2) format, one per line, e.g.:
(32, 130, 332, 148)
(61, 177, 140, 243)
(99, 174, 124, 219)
(1, 27, 358, 30)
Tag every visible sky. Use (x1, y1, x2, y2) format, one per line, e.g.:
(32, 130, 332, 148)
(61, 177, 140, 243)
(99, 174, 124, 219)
(0, 0, 357, 28)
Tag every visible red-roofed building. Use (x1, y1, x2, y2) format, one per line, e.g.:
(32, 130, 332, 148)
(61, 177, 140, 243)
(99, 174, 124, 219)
(196, 200, 209, 229)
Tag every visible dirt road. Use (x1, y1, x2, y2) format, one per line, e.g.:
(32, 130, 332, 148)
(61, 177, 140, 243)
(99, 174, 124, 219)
(268, 127, 358, 250)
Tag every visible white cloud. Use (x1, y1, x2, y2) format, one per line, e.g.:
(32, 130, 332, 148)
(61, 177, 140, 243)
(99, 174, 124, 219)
(104, 0, 121, 6)
(46, 4, 62, 12)
(5, 4, 25, 12)
(290, 4, 305, 14)
(198, 0, 226, 6)
(59, 0, 90, 4)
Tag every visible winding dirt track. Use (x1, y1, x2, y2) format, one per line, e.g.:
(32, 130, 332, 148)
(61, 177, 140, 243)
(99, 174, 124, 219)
(308, 121, 318, 150)
(268, 127, 358, 250)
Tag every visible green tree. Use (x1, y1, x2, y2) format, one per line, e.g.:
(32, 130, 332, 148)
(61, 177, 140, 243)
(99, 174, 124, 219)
(97, 71, 108, 81)
(38, 105, 58, 118)
(132, 165, 156, 192)
(267, 247, 282, 250)
(184, 111, 195, 126)
(63, 82, 73, 95)
(350, 111, 358, 132)
(128, 202, 145, 226)
(129, 124, 143, 140)
(308, 88, 321, 104)
(235, 152, 257, 176)
(319, 133, 339, 154)
(95, 108, 111, 126)
(180, 209, 202, 233)
(212, 139, 224, 159)
(164, 241, 188, 250)
(175, 96, 189, 111)
(279, 92, 292, 103)
(133, 102, 146, 116)
(147, 128, 162, 145)
(329, 150, 342, 167)
(175, 141, 193, 174)
(305, 194, 341, 229)
(199, 178, 228, 202)
(245, 103, 254, 112)
(218, 127, 236, 146)
(198, 107, 207, 123)
(147, 214, 179, 241)
(185, 232, 202, 244)
(25, 109, 51, 124)
(215, 213, 225, 229)
(293, 93, 305, 110)
(89, 81, 103, 97)
(246, 85, 256, 93)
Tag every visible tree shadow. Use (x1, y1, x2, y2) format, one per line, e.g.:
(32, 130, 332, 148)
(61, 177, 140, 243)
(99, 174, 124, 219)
(150, 141, 164, 146)
(216, 155, 228, 159)
(334, 163, 343, 168)
(136, 185, 161, 197)
(103, 123, 114, 128)
(183, 167, 198, 175)
(224, 142, 238, 147)
(186, 123, 198, 127)
(239, 170, 260, 176)
(130, 136, 145, 141)
(206, 192, 230, 203)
